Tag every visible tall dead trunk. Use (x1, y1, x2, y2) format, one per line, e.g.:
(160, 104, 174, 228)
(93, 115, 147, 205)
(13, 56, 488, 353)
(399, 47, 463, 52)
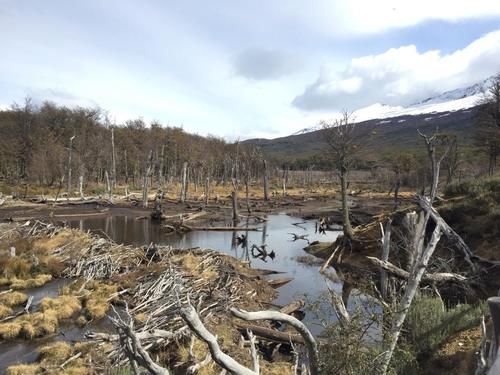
(231, 191, 239, 223)
(159, 144, 165, 187)
(111, 127, 116, 188)
(142, 151, 153, 208)
(263, 160, 269, 201)
(180, 162, 188, 203)
(67, 136, 75, 196)
(79, 175, 84, 200)
(105, 170, 112, 201)
(340, 170, 354, 240)
(245, 171, 251, 214)
(204, 176, 210, 205)
(282, 168, 288, 196)
(124, 150, 129, 185)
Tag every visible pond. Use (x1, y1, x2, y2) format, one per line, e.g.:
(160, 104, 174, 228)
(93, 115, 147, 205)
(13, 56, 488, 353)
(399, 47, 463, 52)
(65, 213, 343, 332)
(0, 213, 368, 372)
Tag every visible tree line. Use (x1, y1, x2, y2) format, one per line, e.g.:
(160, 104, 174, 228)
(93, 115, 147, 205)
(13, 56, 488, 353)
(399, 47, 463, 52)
(0, 99, 273, 196)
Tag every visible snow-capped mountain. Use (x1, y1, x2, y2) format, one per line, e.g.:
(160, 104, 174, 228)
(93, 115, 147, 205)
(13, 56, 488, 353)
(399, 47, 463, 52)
(293, 76, 494, 135)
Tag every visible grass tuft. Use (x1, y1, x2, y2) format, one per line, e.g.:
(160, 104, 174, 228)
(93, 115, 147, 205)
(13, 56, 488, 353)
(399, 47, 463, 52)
(0, 291, 28, 307)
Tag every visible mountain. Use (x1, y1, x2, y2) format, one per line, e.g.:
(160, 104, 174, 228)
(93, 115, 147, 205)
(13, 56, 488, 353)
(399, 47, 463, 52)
(245, 77, 492, 165)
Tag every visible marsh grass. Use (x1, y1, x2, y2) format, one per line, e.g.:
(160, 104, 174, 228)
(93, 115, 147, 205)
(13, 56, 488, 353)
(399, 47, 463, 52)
(0, 291, 28, 307)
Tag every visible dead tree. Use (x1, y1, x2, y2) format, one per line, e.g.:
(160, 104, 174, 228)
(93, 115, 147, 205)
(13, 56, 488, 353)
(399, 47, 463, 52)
(79, 175, 84, 200)
(180, 161, 188, 203)
(321, 111, 360, 240)
(417, 130, 454, 204)
(111, 127, 117, 188)
(204, 175, 209, 205)
(105, 170, 112, 201)
(67, 135, 75, 196)
(263, 159, 269, 201)
(282, 167, 289, 196)
(142, 151, 153, 208)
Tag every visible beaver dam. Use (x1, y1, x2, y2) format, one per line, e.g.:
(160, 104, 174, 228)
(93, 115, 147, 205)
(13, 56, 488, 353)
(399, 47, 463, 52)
(0, 214, 355, 374)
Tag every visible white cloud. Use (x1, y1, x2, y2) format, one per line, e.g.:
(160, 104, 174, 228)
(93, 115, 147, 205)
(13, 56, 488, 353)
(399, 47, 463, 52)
(293, 30, 500, 111)
(277, 0, 500, 36)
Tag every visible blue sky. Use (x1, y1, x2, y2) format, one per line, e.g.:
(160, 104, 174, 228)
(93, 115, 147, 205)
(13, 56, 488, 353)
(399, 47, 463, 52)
(1, 0, 500, 139)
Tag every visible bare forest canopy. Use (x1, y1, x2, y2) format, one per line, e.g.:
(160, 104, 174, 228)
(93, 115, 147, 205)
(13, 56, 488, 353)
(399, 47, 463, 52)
(0, 98, 493, 191)
(0, 100, 270, 188)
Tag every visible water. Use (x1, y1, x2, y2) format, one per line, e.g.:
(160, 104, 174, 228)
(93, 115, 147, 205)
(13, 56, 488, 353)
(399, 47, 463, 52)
(66, 214, 343, 332)
(0, 213, 374, 372)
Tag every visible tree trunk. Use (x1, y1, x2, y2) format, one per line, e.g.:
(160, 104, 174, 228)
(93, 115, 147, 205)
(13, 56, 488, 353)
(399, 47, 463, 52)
(105, 170, 112, 201)
(282, 168, 288, 196)
(245, 172, 251, 214)
(111, 127, 116, 188)
(79, 175, 84, 200)
(180, 162, 188, 202)
(67, 136, 74, 197)
(232, 191, 239, 223)
(340, 171, 354, 239)
(142, 151, 153, 208)
(204, 176, 209, 205)
(263, 160, 269, 201)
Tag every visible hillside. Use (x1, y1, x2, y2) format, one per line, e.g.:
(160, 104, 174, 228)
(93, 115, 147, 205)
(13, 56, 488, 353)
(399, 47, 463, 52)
(245, 106, 478, 165)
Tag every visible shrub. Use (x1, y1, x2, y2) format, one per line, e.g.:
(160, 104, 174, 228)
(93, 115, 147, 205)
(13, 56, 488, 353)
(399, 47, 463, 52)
(405, 295, 486, 356)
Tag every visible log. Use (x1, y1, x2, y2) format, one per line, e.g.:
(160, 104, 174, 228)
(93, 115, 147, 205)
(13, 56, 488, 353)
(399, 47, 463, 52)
(366, 256, 467, 283)
(267, 278, 293, 288)
(181, 225, 261, 232)
(233, 322, 305, 344)
(279, 300, 305, 315)
(418, 196, 477, 270)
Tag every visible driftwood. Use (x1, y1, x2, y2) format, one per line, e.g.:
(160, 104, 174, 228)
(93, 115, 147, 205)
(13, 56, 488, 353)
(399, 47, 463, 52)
(418, 196, 477, 270)
(181, 304, 259, 375)
(279, 300, 305, 315)
(366, 256, 467, 283)
(234, 321, 305, 344)
(182, 225, 261, 232)
(267, 278, 293, 289)
(231, 307, 319, 375)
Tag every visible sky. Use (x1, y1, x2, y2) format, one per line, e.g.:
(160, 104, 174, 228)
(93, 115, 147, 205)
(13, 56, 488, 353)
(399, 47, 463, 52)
(1, 1, 500, 140)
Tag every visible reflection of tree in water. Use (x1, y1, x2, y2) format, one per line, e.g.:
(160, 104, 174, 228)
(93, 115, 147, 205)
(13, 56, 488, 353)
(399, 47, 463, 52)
(251, 244, 275, 262)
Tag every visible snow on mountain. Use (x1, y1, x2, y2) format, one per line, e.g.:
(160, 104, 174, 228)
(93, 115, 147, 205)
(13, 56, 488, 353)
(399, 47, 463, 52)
(353, 94, 480, 123)
(412, 76, 492, 106)
(292, 77, 491, 135)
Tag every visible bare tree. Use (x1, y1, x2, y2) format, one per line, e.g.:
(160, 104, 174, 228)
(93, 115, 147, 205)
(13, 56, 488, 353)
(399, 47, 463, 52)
(474, 73, 500, 175)
(321, 111, 360, 240)
(67, 135, 75, 196)
(142, 150, 153, 208)
(263, 159, 269, 201)
(417, 130, 454, 204)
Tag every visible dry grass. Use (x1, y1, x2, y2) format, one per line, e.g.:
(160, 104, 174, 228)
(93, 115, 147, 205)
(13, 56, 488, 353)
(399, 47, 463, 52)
(10, 274, 52, 290)
(83, 282, 118, 320)
(39, 341, 73, 364)
(0, 304, 13, 319)
(0, 295, 81, 339)
(5, 364, 40, 375)
(173, 253, 217, 280)
(7, 341, 93, 375)
(0, 291, 28, 307)
(39, 295, 81, 319)
(2, 257, 32, 279)
(0, 322, 22, 339)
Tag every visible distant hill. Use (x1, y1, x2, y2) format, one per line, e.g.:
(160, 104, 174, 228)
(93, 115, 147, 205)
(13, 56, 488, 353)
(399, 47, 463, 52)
(244, 76, 492, 167)
(245, 107, 478, 167)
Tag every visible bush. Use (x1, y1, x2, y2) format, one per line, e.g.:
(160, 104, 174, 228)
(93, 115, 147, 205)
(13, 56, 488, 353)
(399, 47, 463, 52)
(444, 176, 500, 198)
(405, 295, 486, 356)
